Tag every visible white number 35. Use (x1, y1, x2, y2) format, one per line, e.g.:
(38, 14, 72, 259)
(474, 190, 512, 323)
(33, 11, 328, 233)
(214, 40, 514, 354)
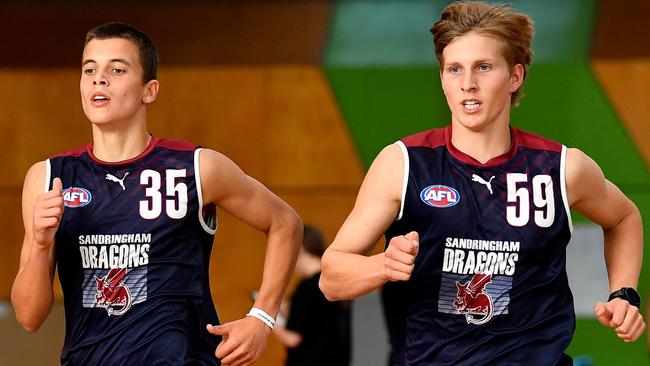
(139, 169, 188, 220)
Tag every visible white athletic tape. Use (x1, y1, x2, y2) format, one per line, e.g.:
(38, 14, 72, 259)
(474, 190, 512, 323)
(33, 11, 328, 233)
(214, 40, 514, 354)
(246, 307, 275, 329)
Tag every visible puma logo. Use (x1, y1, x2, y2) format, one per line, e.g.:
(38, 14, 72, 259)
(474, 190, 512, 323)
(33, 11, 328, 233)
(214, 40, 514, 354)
(471, 174, 495, 195)
(106, 172, 130, 191)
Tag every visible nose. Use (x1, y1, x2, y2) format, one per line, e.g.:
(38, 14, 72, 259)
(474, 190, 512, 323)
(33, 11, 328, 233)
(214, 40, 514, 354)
(461, 70, 478, 92)
(92, 71, 108, 86)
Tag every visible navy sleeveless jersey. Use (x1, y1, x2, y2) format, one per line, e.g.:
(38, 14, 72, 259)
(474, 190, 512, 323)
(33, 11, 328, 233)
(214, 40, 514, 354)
(383, 126, 574, 366)
(46, 137, 220, 365)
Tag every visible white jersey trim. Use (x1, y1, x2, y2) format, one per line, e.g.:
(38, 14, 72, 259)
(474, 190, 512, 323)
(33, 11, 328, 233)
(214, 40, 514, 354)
(194, 148, 217, 235)
(560, 145, 573, 233)
(45, 159, 52, 193)
(395, 141, 409, 221)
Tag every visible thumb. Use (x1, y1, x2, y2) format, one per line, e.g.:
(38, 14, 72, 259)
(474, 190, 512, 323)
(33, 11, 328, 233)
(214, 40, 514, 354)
(404, 231, 419, 254)
(404, 231, 419, 244)
(52, 177, 63, 194)
(206, 323, 230, 336)
(594, 302, 612, 327)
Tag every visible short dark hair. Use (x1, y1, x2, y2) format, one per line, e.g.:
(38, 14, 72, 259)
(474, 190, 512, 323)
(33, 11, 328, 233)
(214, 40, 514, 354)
(303, 225, 326, 258)
(85, 22, 158, 83)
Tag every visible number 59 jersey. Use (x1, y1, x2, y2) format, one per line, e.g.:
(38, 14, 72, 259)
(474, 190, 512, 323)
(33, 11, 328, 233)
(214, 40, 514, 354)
(383, 126, 575, 366)
(47, 137, 220, 365)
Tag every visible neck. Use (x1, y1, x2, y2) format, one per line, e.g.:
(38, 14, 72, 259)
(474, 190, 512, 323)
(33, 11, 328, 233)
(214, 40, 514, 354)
(450, 122, 511, 164)
(91, 121, 151, 162)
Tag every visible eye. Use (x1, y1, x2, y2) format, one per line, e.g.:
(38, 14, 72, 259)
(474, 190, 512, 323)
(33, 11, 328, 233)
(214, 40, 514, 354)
(478, 64, 491, 72)
(112, 68, 125, 74)
(449, 66, 461, 74)
(83, 68, 95, 75)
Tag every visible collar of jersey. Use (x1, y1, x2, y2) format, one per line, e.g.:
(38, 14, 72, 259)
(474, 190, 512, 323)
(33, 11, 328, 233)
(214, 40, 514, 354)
(445, 125, 519, 167)
(86, 135, 159, 166)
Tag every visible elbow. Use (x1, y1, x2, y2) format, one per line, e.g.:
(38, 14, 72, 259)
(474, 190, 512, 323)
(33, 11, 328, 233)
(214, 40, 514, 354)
(11, 292, 48, 333)
(14, 311, 43, 333)
(318, 273, 343, 302)
(319, 252, 341, 301)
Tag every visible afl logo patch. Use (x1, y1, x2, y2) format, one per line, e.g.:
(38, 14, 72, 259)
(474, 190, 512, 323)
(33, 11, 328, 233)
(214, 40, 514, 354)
(420, 185, 460, 208)
(63, 187, 92, 208)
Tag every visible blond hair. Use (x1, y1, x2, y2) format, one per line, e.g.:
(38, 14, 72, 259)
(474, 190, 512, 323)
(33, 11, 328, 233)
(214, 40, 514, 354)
(431, 1, 534, 105)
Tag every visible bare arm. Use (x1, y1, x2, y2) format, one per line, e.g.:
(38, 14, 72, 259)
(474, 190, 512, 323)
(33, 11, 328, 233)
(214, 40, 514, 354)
(320, 144, 419, 301)
(11, 162, 61, 332)
(199, 149, 302, 365)
(566, 148, 645, 341)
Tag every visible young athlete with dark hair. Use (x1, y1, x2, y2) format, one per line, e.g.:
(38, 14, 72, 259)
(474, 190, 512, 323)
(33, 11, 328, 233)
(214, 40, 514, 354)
(12, 22, 302, 366)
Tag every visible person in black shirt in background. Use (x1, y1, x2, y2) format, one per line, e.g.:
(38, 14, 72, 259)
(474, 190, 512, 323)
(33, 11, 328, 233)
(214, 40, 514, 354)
(273, 225, 351, 366)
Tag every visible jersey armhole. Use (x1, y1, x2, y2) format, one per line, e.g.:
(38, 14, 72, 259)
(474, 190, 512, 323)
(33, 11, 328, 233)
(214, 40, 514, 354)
(395, 141, 409, 221)
(560, 145, 573, 233)
(194, 148, 217, 235)
(44, 159, 52, 193)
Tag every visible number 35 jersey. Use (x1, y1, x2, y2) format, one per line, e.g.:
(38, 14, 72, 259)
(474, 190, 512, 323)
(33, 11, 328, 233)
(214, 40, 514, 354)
(383, 126, 574, 366)
(47, 137, 220, 365)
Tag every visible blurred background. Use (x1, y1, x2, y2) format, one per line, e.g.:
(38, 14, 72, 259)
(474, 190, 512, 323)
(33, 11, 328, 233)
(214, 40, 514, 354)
(0, 0, 648, 364)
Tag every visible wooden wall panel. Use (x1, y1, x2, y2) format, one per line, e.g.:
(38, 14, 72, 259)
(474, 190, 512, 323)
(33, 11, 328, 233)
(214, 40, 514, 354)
(592, 0, 650, 58)
(151, 66, 364, 186)
(266, 67, 364, 186)
(0, 2, 332, 67)
(0, 193, 23, 299)
(591, 59, 650, 166)
(0, 69, 90, 187)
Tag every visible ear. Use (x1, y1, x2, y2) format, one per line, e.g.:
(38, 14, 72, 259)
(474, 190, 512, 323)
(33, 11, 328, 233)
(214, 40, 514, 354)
(509, 64, 524, 93)
(142, 79, 160, 104)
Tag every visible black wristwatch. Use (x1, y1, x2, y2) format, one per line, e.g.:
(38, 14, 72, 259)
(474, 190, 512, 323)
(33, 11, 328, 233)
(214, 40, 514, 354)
(608, 287, 641, 308)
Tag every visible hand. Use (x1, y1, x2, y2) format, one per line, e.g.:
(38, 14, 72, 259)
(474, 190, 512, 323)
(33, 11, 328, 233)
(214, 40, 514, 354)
(595, 298, 646, 342)
(32, 177, 64, 249)
(207, 316, 271, 366)
(384, 231, 419, 282)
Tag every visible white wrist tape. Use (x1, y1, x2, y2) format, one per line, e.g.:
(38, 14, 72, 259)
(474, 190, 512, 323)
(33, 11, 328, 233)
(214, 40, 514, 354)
(246, 307, 275, 329)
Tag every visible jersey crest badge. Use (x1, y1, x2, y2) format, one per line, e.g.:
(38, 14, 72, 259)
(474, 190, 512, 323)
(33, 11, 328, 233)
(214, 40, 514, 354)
(453, 273, 494, 325)
(420, 185, 460, 208)
(62, 187, 92, 208)
(94, 268, 133, 316)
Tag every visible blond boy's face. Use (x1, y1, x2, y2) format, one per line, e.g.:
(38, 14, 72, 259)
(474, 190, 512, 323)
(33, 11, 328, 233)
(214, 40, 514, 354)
(440, 32, 523, 132)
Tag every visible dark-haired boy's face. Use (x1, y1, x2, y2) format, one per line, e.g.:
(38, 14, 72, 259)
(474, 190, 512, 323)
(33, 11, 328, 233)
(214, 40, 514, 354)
(80, 38, 157, 126)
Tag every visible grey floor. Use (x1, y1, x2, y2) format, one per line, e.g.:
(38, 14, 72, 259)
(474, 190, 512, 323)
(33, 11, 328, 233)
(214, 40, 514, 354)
(0, 300, 63, 365)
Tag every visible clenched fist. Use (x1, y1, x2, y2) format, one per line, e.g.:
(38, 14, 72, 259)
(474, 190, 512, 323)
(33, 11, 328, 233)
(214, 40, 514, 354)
(595, 298, 646, 342)
(32, 177, 64, 249)
(384, 231, 419, 282)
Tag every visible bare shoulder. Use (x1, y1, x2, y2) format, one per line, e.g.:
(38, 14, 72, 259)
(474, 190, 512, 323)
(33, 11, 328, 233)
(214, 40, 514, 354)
(330, 143, 406, 253)
(364, 143, 405, 191)
(23, 161, 48, 200)
(565, 147, 605, 206)
(565, 147, 638, 228)
(198, 148, 251, 204)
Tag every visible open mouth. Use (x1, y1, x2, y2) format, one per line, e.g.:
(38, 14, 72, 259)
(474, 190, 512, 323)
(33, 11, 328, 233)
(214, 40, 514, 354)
(91, 93, 110, 106)
(462, 100, 481, 110)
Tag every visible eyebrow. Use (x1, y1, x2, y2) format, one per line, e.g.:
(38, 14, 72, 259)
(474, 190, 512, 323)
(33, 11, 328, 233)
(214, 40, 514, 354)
(81, 58, 132, 66)
(444, 59, 496, 67)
